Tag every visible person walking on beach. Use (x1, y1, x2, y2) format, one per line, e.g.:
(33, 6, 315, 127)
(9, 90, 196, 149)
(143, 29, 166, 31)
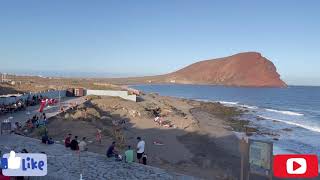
(136, 137, 145, 164)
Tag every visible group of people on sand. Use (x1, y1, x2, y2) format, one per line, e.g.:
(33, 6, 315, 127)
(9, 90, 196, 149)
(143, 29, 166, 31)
(62, 132, 148, 165)
(12, 112, 47, 135)
(0, 99, 26, 115)
(64, 133, 88, 151)
(154, 116, 175, 128)
(39, 124, 56, 145)
(28, 113, 47, 128)
(11, 113, 47, 135)
(106, 137, 147, 165)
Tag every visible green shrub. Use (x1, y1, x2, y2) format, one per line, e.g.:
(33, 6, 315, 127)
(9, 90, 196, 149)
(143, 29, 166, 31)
(36, 126, 47, 137)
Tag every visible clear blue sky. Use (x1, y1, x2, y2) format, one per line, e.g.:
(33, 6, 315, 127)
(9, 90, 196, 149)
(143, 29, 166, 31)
(0, 0, 319, 85)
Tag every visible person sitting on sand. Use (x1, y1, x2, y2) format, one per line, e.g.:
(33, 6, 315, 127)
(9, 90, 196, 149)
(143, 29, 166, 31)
(14, 122, 22, 131)
(48, 137, 54, 144)
(26, 119, 34, 129)
(43, 118, 47, 126)
(36, 119, 45, 127)
(154, 117, 164, 126)
(106, 141, 118, 158)
(79, 137, 88, 151)
(21, 149, 28, 153)
(35, 116, 41, 128)
(124, 145, 133, 163)
(41, 133, 49, 144)
(136, 137, 145, 164)
(70, 136, 79, 151)
(31, 115, 37, 124)
(12, 122, 23, 135)
(64, 133, 72, 148)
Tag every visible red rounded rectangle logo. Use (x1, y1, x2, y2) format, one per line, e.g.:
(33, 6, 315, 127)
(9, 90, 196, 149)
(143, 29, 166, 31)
(273, 154, 318, 178)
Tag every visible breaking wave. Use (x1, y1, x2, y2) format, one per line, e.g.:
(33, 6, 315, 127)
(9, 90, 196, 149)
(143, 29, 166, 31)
(258, 115, 320, 133)
(218, 101, 239, 105)
(240, 104, 258, 109)
(265, 108, 304, 116)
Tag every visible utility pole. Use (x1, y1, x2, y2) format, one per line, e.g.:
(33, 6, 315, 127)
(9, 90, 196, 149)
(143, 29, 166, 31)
(1, 73, 8, 83)
(59, 87, 61, 108)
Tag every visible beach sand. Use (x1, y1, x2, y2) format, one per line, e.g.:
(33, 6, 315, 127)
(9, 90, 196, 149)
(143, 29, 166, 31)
(28, 93, 245, 179)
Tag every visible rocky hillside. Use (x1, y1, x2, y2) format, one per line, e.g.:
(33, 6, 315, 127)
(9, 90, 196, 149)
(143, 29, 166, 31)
(106, 52, 287, 87)
(164, 52, 287, 87)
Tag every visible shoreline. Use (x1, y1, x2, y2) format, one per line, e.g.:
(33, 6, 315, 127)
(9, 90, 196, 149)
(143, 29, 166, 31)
(131, 85, 320, 176)
(22, 92, 245, 179)
(5, 83, 314, 179)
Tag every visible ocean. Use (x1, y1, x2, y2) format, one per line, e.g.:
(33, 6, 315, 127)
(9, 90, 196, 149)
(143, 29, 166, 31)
(131, 84, 320, 159)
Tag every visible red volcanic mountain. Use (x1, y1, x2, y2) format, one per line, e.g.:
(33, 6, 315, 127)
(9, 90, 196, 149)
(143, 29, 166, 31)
(108, 52, 287, 87)
(158, 52, 287, 87)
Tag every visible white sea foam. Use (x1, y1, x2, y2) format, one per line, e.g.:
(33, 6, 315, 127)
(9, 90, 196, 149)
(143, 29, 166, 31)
(265, 108, 304, 116)
(193, 98, 210, 102)
(219, 101, 239, 105)
(240, 104, 258, 109)
(258, 115, 320, 133)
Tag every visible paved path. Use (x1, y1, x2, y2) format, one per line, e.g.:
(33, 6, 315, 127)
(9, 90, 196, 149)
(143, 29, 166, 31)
(0, 135, 195, 180)
(0, 97, 86, 126)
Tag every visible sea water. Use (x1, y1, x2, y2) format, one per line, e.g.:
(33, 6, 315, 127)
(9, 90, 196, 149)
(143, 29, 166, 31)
(132, 84, 320, 160)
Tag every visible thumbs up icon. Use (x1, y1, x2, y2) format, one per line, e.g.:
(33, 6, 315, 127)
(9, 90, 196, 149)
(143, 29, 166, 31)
(8, 151, 21, 169)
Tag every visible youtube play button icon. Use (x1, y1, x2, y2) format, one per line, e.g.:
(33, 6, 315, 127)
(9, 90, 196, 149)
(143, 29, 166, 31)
(293, 161, 301, 170)
(286, 158, 307, 174)
(274, 154, 318, 178)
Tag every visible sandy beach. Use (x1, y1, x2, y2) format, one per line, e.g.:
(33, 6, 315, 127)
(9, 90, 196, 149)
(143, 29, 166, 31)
(23, 92, 246, 180)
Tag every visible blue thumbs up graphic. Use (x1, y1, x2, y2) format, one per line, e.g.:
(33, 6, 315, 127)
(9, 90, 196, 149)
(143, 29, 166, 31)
(1, 158, 8, 169)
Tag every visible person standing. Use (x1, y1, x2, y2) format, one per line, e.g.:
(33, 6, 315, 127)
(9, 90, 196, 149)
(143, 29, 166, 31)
(136, 137, 145, 164)
(96, 129, 102, 144)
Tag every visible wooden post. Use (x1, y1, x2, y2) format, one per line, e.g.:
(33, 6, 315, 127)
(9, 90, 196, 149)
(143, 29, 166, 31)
(241, 154, 244, 180)
(239, 137, 248, 180)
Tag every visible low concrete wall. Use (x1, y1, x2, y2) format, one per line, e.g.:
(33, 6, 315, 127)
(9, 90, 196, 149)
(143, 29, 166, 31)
(86, 90, 136, 102)
(0, 90, 66, 105)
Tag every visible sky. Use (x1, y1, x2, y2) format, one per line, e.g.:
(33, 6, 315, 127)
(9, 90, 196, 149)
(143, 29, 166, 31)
(0, 0, 319, 85)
